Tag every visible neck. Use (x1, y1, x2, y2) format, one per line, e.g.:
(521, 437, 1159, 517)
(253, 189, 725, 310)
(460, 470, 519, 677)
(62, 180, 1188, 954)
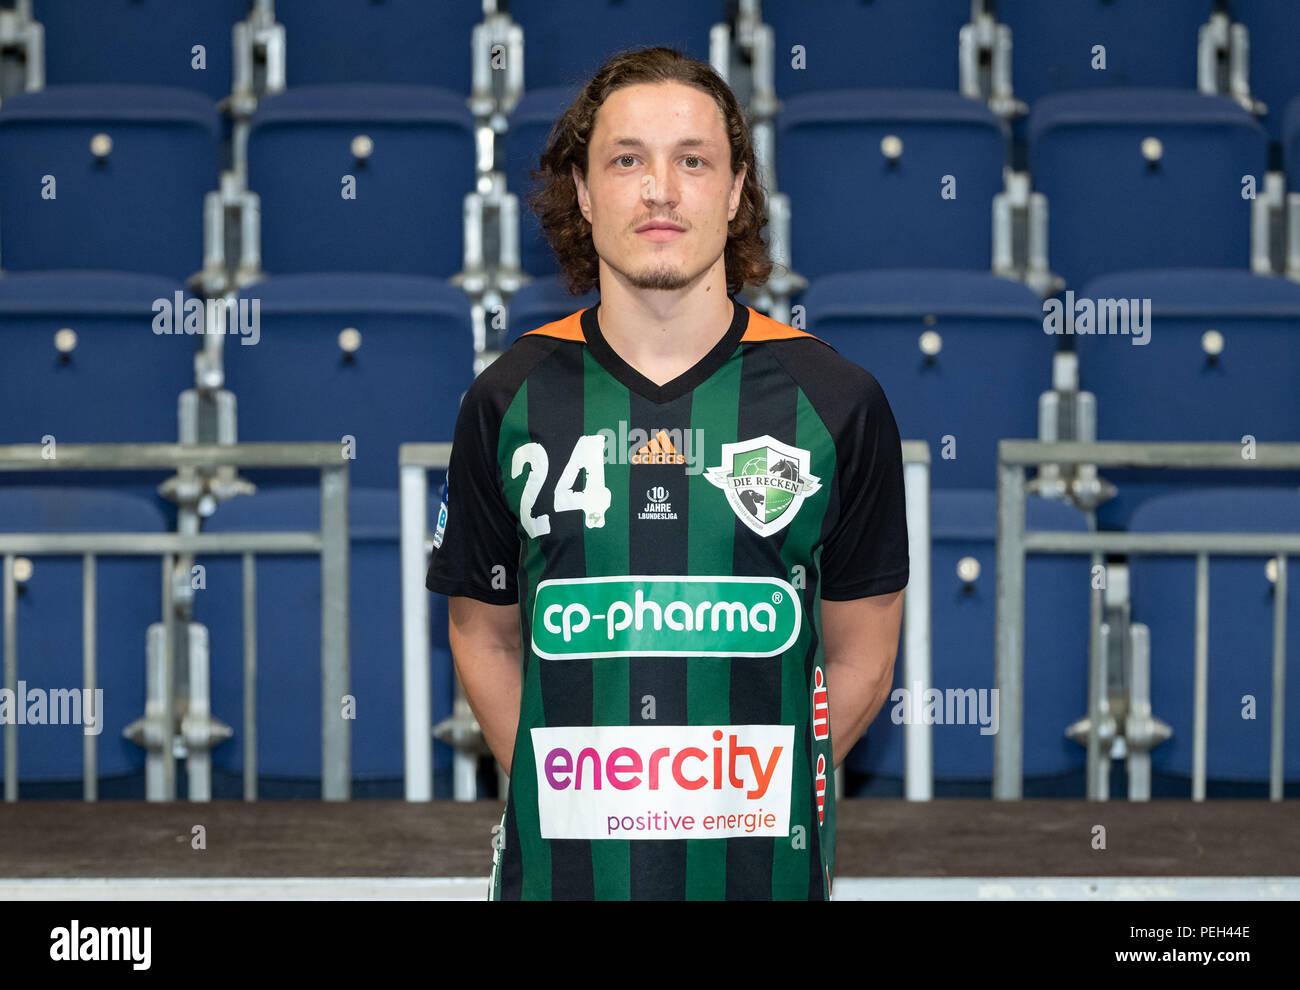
(594, 261, 736, 386)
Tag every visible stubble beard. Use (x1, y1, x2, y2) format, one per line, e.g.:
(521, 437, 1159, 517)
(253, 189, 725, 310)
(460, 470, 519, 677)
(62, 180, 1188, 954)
(625, 262, 695, 291)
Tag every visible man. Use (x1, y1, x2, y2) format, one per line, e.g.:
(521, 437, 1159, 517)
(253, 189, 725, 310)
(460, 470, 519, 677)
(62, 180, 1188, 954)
(426, 46, 907, 900)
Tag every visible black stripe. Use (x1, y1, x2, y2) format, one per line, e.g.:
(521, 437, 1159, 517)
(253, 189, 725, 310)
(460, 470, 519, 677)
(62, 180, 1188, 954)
(625, 392, 693, 899)
(725, 342, 798, 899)
(500, 789, 524, 900)
(527, 341, 595, 900)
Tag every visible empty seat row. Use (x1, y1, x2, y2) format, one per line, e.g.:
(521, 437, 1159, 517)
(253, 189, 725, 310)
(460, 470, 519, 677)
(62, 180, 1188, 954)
(0, 270, 474, 490)
(5, 266, 1297, 508)
(25, 1, 1300, 144)
(28, 0, 718, 97)
(0, 485, 456, 788)
(852, 486, 1300, 787)
(4, 483, 1295, 789)
(3, 83, 1284, 287)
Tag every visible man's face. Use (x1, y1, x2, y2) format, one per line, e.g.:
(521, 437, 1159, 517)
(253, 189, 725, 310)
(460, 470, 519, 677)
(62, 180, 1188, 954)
(573, 81, 746, 293)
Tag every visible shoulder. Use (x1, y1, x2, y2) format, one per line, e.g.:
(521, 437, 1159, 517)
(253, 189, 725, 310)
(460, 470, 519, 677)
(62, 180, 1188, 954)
(463, 318, 572, 414)
(746, 308, 890, 424)
(740, 306, 826, 345)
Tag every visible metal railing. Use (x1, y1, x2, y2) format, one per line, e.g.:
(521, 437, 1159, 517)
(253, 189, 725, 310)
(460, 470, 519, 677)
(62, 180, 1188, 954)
(399, 442, 453, 802)
(995, 440, 1300, 801)
(0, 443, 351, 801)
(399, 440, 933, 801)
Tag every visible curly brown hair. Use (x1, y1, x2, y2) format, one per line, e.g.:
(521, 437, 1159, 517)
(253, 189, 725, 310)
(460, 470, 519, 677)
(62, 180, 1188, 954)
(527, 46, 773, 297)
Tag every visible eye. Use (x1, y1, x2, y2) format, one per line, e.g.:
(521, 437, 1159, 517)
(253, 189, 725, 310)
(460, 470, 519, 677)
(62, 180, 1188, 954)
(683, 155, 704, 168)
(616, 154, 638, 168)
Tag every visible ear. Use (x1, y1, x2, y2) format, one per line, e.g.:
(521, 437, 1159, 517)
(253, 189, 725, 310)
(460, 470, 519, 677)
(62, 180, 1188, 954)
(728, 162, 746, 222)
(572, 164, 592, 223)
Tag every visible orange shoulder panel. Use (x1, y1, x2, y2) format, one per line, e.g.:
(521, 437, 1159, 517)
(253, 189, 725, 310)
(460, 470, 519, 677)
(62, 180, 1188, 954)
(741, 306, 824, 343)
(520, 310, 586, 341)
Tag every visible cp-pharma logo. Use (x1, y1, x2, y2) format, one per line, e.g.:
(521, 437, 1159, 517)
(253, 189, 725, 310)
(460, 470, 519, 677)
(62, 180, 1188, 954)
(531, 575, 801, 659)
(705, 434, 822, 537)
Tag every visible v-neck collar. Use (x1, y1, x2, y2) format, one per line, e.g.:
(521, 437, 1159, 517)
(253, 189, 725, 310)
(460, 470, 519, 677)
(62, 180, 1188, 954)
(580, 297, 750, 404)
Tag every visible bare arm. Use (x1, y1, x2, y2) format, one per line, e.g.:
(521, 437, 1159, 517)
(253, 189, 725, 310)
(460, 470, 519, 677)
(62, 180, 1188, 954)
(821, 589, 904, 769)
(448, 596, 523, 776)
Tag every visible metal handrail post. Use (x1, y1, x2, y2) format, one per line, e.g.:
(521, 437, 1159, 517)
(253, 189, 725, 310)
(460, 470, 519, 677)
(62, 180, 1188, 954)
(320, 463, 350, 801)
(398, 443, 452, 802)
(400, 461, 432, 801)
(901, 442, 932, 800)
(994, 459, 1027, 799)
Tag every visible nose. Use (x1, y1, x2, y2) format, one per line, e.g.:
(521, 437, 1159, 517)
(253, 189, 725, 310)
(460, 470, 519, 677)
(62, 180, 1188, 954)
(642, 156, 679, 209)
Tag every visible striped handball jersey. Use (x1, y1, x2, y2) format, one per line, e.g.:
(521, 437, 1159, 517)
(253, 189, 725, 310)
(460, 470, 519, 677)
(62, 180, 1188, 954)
(426, 297, 909, 900)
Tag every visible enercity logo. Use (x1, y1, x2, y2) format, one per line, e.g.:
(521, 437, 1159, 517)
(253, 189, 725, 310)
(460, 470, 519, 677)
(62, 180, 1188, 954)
(152, 292, 261, 345)
(1042, 291, 1151, 346)
(890, 681, 999, 736)
(0, 683, 104, 735)
(595, 423, 706, 474)
(531, 724, 795, 840)
(530, 575, 802, 659)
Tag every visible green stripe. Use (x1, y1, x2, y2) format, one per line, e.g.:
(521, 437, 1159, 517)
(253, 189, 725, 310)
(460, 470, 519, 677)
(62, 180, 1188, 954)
(498, 379, 551, 899)
(683, 348, 743, 900)
(772, 386, 836, 899)
(583, 349, 632, 899)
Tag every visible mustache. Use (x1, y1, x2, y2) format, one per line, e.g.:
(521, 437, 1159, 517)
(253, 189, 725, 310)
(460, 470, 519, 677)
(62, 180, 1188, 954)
(632, 213, 689, 230)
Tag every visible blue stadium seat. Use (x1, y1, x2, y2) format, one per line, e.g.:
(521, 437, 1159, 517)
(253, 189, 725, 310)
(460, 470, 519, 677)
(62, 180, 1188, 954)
(777, 90, 1005, 277)
(247, 85, 475, 276)
(1225, 0, 1300, 143)
(0, 488, 160, 784)
(0, 86, 220, 281)
(998, 0, 1214, 107)
(505, 86, 579, 278)
(763, 0, 971, 95)
(849, 490, 1091, 783)
(1078, 269, 1300, 530)
(505, 274, 598, 346)
(804, 270, 1046, 489)
(224, 273, 473, 490)
(1282, 94, 1300, 192)
(1129, 489, 1300, 785)
(32, 0, 245, 102)
(509, 0, 720, 91)
(1029, 90, 1266, 288)
(0, 271, 194, 444)
(275, 0, 482, 90)
(198, 487, 456, 782)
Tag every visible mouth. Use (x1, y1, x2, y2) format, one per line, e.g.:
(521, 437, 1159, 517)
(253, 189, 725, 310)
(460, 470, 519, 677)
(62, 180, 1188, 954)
(636, 222, 686, 242)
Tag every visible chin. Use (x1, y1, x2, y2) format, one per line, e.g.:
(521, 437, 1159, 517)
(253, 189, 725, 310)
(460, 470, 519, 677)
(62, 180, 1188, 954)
(625, 265, 693, 292)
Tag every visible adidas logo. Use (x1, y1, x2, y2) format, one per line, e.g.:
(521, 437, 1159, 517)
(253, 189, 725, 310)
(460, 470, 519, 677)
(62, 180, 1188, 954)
(596, 424, 705, 474)
(630, 430, 686, 465)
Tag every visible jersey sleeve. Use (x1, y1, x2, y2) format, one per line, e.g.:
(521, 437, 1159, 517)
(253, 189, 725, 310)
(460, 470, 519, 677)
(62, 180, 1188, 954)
(817, 370, 910, 601)
(425, 374, 521, 605)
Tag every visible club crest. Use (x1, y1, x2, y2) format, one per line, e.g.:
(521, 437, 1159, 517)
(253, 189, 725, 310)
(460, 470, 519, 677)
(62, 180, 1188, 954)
(704, 434, 822, 536)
